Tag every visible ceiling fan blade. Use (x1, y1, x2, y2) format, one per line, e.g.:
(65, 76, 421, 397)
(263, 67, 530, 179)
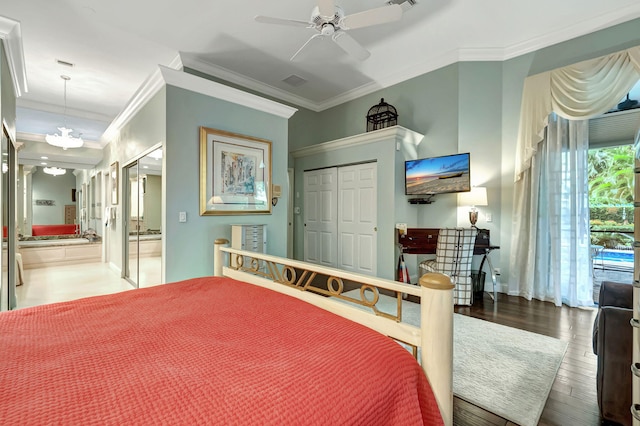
(340, 4, 403, 30)
(290, 34, 325, 61)
(317, 0, 336, 19)
(332, 31, 370, 61)
(255, 15, 312, 28)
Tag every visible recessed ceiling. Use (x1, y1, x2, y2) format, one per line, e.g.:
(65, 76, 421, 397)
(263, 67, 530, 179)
(3, 0, 640, 169)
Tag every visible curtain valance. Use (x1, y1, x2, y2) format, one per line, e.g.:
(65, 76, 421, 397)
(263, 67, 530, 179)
(514, 46, 640, 181)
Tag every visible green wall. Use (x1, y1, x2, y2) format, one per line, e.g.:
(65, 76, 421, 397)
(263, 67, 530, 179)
(164, 84, 289, 283)
(114, 17, 640, 289)
(109, 87, 167, 273)
(286, 17, 640, 288)
(1, 45, 16, 138)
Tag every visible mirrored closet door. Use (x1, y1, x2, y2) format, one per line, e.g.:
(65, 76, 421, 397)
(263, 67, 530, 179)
(123, 145, 163, 288)
(1, 126, 17, 310)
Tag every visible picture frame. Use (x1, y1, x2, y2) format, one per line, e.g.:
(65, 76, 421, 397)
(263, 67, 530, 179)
(200, 126, 272, 215)
(110, 161, 119, 205)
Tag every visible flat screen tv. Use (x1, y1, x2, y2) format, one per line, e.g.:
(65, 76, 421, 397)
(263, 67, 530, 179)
(405, 152, 471, 196)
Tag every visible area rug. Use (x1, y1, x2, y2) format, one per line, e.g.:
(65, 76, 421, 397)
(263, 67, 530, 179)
(340, 291, 568, 426)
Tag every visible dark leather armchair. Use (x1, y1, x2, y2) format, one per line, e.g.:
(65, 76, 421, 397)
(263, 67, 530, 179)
(592, 281, 633, 426)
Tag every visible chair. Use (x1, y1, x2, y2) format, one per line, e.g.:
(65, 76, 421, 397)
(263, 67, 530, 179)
(419, 228, 477, 306)
(592, 281, 633, 426)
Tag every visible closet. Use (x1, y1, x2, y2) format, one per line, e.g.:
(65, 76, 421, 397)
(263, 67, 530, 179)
(303, 162, 377, 276)
(123, 144, 163, 288)
(292, 126, 424, 280)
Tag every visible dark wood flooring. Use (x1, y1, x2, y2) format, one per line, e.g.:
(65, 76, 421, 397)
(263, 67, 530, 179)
(452, 292, 601, 426)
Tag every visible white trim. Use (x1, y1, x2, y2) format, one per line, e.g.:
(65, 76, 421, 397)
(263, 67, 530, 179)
(101, 66, 167, 142)
(502, 4, 640, 60)
(158, 65, 298, 119)
(102, 58, 298, 142)
(17, 99, 113, 123)
(291, 125, 423, 158)
(17, 131, 102, 149)
(178, 8, 640, 113)
(180, 53, 318, 112)
(0, 16, 28, 98)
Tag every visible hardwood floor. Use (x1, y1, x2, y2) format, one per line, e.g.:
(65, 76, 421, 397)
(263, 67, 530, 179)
(453, 292, 601, 426)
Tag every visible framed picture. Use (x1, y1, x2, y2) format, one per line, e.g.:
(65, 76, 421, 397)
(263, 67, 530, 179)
(110, 161, 119, 205)
(200, 127, 272, 215)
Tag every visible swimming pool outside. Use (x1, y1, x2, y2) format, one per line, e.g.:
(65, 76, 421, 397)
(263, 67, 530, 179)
(594, 249, 633, 271)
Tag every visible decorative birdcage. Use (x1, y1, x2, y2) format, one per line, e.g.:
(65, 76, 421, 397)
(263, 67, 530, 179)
(366, 98, 398, 132)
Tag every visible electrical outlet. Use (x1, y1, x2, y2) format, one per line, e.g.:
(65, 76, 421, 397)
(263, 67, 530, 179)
(179, 211, 187, 223)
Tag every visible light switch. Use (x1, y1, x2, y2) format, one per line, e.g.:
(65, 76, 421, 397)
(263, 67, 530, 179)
(179, 211, 187, 222)
(485, 212, 492, 222)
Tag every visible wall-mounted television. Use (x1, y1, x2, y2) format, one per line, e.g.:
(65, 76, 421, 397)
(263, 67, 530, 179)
(405, 152, 471, 196)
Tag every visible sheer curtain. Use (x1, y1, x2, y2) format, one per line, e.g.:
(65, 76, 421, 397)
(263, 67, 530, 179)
(510, 46, 640, 307)
(511, 114, 592, 307)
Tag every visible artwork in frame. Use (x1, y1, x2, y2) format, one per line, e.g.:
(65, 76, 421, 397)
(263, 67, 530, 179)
(110, 161, 119, 205)
(200, 127, 272, 215)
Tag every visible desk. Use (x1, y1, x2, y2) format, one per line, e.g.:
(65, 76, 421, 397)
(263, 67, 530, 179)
(398, 228, 499, 302)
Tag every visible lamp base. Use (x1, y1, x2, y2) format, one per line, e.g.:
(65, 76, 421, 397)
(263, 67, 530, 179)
(469, 210, 478, 227)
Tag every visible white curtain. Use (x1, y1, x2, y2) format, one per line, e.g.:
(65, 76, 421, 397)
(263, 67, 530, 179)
(510, 46, 640, 306)
(515, 46, 640, 180)
(510, 114, 592, 307)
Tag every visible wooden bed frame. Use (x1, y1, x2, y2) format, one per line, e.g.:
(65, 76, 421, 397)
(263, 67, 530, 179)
(214, 239, 454, 426)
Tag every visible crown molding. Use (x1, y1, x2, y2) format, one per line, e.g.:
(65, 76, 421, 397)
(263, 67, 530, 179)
(158, 65, 298, 119)
(17, 99, 113, 123)
(291, 125, 423, 158)
(502, 4, 640, 60)
(101, 64, 168, 142)
(101, 54, 297, 142)
(17, 131, 102, 149)
(178, 10, 640, 114)
(180, 53, 320, 112)
(0, 16, 28, 98)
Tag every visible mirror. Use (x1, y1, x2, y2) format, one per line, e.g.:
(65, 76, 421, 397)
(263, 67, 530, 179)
(124, 146, 162, 288)
(2, 126, 17, 310)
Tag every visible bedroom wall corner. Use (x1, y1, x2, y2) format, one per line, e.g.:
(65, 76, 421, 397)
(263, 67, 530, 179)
(164, 84, 290, 283)
(105, 86, 168, 277)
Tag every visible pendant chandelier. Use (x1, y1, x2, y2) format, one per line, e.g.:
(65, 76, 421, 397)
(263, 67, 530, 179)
(45, 75, 83, 150)
(43, 166, 67, 176)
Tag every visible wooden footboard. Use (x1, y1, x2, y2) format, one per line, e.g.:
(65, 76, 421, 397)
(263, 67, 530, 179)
(214, 239, 454, 425)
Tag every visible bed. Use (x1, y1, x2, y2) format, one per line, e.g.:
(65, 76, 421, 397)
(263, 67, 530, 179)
(0, 239, 454, 425)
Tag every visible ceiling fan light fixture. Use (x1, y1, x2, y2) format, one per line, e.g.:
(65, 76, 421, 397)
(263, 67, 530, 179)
(43, 166, 67, 176)
(46, 75, 84, 150)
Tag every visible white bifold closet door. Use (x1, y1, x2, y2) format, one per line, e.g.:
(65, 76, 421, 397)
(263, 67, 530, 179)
(304, 162, 377, 276)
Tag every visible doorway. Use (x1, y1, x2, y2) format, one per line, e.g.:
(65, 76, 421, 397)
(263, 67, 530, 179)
(123, 145, 163, 288)
(588, 143, 635, 297)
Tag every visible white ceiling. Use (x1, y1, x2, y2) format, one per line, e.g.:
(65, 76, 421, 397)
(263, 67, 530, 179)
(4, 0, 640, 169)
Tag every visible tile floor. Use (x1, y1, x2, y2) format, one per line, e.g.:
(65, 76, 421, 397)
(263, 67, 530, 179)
(16, 256, 162, 309)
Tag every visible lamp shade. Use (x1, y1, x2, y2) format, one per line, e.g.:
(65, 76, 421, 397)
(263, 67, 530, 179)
(459, 186, 488, 207)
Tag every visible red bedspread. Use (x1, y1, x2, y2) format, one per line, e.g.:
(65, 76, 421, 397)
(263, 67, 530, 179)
(0, 277, 443, 425)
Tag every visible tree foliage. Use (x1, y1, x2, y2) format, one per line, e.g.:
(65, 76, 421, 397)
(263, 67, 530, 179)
(588, 145, 634, 207)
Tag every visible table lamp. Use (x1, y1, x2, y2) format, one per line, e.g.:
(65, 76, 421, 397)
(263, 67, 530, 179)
(459, 187, 488, 227)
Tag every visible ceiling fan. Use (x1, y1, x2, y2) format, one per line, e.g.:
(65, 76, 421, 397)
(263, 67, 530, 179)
(255, 0, 403, 61)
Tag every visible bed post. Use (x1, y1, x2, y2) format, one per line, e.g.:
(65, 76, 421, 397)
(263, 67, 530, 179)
(214, 238, 229, 277)
(420, 272, 454, 426)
